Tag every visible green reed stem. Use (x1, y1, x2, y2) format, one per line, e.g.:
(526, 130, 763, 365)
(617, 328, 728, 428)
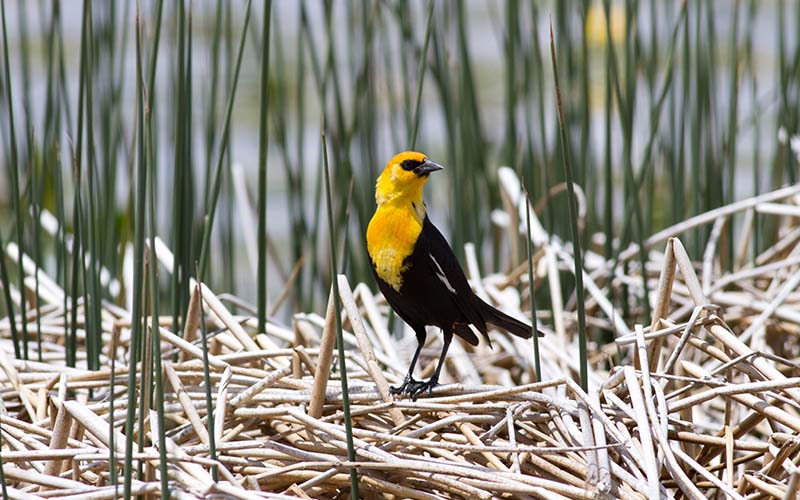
(31, 155, 42, 361)
(408, 1, 434, 149)
(195, 267, 218, 481)
(524, 189, 541, 382)
(258, 0, 272, 335)
(123, 5, 147, 498)
(67, 0, 92, 370)
(549, 21, 588, 391)
(84, 0, 104, 372)
(146, 35, 169, 500)
(108, 306, 118, 489)
(171, 0, 189, 338)
(322, 120, 359, 499)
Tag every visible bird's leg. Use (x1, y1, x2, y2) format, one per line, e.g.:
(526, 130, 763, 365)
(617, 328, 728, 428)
(410, 328, 453, 400)
(390, 327, 427, 396)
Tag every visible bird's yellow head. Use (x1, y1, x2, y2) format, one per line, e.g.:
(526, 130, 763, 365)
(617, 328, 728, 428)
(375, 151, 444, 206)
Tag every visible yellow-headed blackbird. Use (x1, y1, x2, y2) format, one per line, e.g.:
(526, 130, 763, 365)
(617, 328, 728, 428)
(366, 151, 544, 398)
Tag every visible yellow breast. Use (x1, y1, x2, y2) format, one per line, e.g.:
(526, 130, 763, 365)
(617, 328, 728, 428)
(366, 204, 424, 291)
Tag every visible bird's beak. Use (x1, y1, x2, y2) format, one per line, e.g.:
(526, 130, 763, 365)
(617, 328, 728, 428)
(414, 159, 444, 177)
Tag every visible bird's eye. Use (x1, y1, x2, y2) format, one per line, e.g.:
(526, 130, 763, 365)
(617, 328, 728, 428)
(400, 159, 423, 171)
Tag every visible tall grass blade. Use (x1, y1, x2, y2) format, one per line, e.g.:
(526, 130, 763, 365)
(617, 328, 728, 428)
(321, 120, 359, 499)
(83, 0, 103, 372)
(67, 0, 93, 369)
(603, 40, 613, 260)
(196, 268, 218, 481)
(46, 0, 69, 363)
(171, 0, 189, 338)
(258, 0, 272, 335)
(549, 20, 588, 391)
(146, 13, 169, 495)
(408, 1, 434, 150)
(222, 2, 237, 295)
(66, 144, 82, 369)
(204, 0, 223, 209)
(529, 4, 555, 236)
(123, 4, 148, 497)
(524, 189, 541, 382)
(108, 314, 118, 488)
(725, 0, 742, 270)
(31, 149, 42, 362)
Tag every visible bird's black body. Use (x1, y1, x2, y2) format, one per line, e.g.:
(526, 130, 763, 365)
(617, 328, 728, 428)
(372, 216, 543, 398)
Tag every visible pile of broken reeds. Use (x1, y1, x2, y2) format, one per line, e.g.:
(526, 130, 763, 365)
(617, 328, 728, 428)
(2, 170, 800, 499)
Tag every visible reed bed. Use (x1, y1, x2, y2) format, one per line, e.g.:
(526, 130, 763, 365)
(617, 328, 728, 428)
(2, 170, 800, 499)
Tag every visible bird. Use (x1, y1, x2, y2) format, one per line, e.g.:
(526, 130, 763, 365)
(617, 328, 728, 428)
(366, 151, 544, 399)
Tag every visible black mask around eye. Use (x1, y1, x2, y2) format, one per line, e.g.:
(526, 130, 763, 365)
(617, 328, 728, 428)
(400, 159, 423, 171)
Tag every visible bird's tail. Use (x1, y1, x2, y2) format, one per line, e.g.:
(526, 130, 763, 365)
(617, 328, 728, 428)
(478, 300, 544, 339)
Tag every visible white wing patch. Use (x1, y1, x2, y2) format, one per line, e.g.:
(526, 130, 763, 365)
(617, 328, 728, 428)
(429, 254, 457, 294)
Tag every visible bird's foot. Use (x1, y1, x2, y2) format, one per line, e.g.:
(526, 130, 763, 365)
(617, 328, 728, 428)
(390, 375, 423, 397)
(408, 377, 439, 400)
(391, 375, 439, 400)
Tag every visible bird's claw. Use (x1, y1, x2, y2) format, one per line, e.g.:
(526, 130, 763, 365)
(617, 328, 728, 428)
(408, 379, 438, 400)
(390, 375, 419, 396)
(390, 375, 439, 400)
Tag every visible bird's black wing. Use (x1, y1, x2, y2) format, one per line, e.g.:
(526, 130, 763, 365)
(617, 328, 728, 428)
(415, 216, 488, 335)
(417, 216, 539, 341)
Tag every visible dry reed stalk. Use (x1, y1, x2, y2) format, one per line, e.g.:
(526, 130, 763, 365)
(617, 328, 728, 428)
(307, 288, 336, 419)
(159, 327, 228, 371)
(337, 276, 405, 426)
